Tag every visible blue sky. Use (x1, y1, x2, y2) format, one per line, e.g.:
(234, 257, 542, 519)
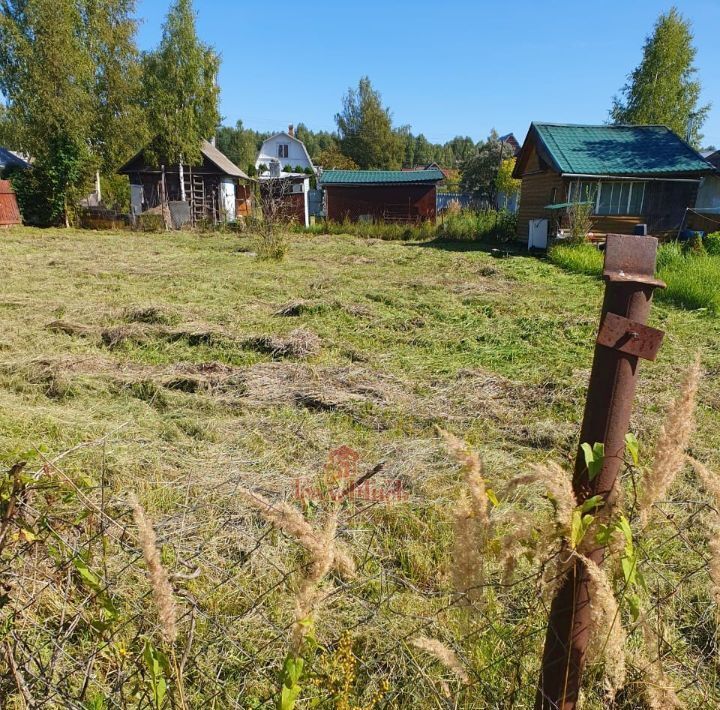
(135, 0, 720, 148)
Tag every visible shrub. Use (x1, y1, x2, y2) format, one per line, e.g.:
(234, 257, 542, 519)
(137, 212, 165, 232)
(682, 234, 706, 256)
(565, 199, 594, 244)
(703, 231, 720, 256)
(438, 209, 517, 242)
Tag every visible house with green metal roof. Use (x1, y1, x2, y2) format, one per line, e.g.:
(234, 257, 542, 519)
(511, 122, 717, 246)
(318, 169, 444, 223)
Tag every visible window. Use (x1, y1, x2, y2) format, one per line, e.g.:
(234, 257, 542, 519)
(568, 180, 646, 215)
(277, 143, 289, 159)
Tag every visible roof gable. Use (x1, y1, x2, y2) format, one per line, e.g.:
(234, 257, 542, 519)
(117, 138, 251, 179)
(258, 132, 314, 168)
(0, 147, 30, 171)
(319, 169, 445, 186)
(514, 123, 714, 178)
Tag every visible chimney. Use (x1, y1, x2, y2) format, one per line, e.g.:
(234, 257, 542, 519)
(288, 124, 294, 137)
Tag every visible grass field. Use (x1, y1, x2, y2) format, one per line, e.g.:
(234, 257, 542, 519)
(549, 241, 720, 313)
(1, 228, 719, 707)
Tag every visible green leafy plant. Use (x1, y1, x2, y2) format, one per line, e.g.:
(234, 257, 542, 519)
(581, 442, 605, 481)
(278, 654, 304, 710)
(143, 640, 170, 710)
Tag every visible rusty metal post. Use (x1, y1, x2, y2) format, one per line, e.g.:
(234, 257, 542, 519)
(535, 234, 665, 710)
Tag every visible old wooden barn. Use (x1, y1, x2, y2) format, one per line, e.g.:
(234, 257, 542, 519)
(118, 139, 253, 227)
(319, 169, 444, 223)
(512, 123, 717, 246)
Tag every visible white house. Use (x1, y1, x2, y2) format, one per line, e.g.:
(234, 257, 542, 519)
(255, 125, 315, 176)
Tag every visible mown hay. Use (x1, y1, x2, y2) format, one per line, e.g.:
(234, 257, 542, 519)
(123, 305, 177, 325)
(244, 328, 321, 359)
(46, 320, 95, 337)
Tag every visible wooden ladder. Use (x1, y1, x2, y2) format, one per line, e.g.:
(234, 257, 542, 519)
(183, 172, 207, 225)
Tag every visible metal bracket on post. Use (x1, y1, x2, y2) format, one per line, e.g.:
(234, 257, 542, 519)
(535, 234, 666, 710)
(597, 312, 664, 361)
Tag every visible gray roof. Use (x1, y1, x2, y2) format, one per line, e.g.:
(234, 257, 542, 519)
(200, 140, 251, 179)
(117, 139, 252, 179)
(0, 147, 30, 171)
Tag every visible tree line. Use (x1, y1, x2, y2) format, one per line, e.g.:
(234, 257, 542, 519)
(0, 2, 712, 226)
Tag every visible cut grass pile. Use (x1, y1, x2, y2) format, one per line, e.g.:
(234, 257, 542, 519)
(1, 227, 719, 707)
(549, 240, 720, 313)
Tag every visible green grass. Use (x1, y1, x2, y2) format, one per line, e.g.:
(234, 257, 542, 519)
(549, 240, 720, 313)
(297, 208, 517, 243)
(1, 227, 719, 707)
(547, 242, 603, 276)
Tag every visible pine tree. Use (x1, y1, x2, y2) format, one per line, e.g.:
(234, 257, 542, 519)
(610, 7, 709, 146)
(335, 77, 403, 169)
(142, 0, 220, 170)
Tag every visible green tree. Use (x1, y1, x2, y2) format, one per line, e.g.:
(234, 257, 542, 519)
(460, 130, 516, 203)
(142, 0, 220, 173)
(0, 0, 146, 222)
(413, 133, 434, 165)
(0, 0, 96, 224)
(294, 123, 338, 159)
(315, 146, 358, 170)
(216, 119, 262, 173)
(446, 136, 476, 166)
(610, 7, 709, 146)
(84, 0, 147, 174)
(495, 158, 521, 209)
(335, 77, 403, 169)
(396, 124, 414, 167)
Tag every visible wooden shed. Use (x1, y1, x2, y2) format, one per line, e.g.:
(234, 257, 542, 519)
(0, 180, 22, 227)
(512, 123, 717, 245)
(319, 169, 444, 223)
(118, 139, 253, 226)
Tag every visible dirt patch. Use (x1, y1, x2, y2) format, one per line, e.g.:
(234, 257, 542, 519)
(243, 328, 321, 359)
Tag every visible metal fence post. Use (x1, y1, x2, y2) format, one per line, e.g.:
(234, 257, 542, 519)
(535, 234, 666, 710)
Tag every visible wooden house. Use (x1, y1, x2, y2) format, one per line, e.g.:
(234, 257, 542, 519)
(512, 123, 717, 246)
(118, 139, 253, 227)
(318, 169, 444, 223)
(255, 125, 315, 176)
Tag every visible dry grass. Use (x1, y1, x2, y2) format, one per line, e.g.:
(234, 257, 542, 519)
(129, 494, 178, 645)
(244, 327, 322, 359)
(410, 636, 469, 684)
(581, 554, 626, 698)
(638, 354, 702, 526)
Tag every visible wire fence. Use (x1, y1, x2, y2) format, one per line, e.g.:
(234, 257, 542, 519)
(1, 436, 719, 709)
